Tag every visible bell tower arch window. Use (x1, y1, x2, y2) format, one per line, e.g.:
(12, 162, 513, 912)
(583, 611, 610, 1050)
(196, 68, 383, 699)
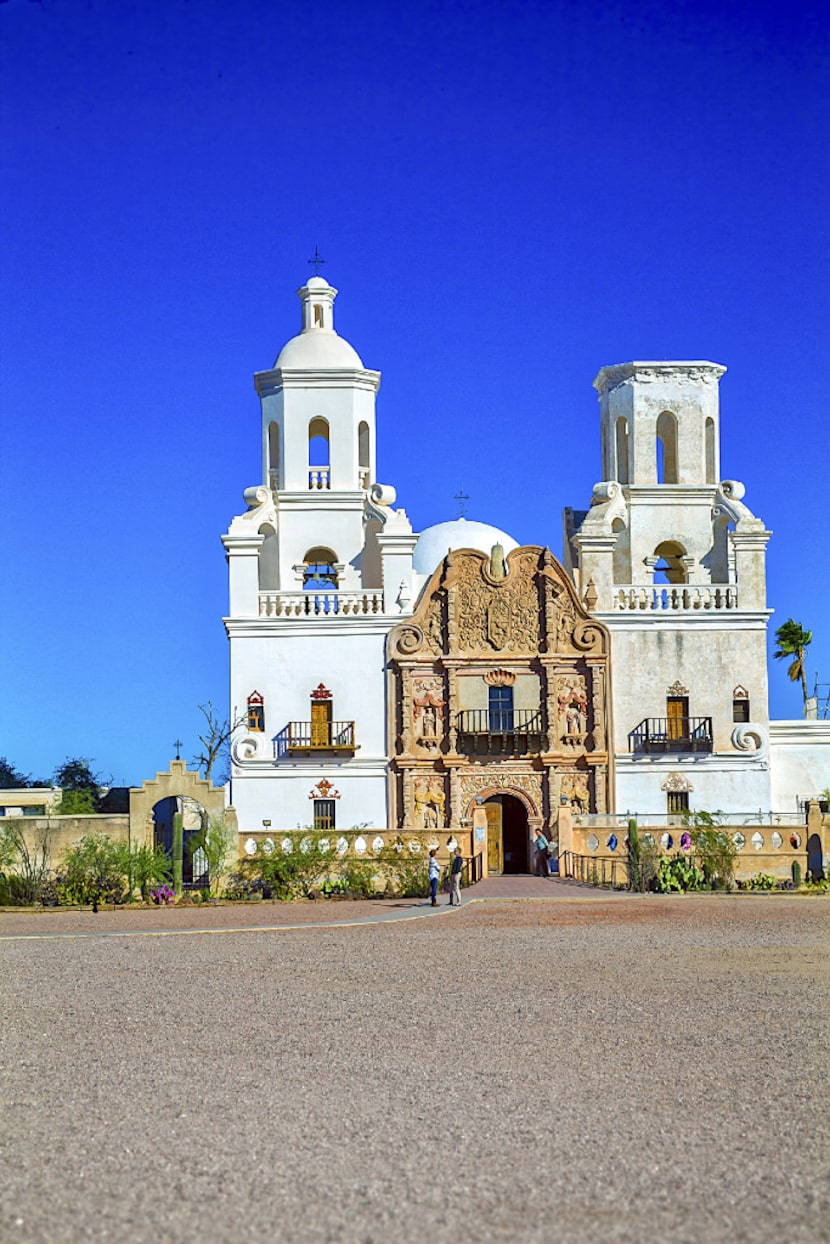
(313, 303, 324, 327)
(652, 541, 688, 584)
(308, 417, 330, 490)
(303, 548, 339, 589)
(656, 411, 678, 484)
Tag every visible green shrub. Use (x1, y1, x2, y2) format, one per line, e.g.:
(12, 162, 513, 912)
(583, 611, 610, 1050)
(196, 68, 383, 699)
(0, 821, 53, 904)
(61, 834, 127, 910)
(117, 841, 171, 901)
(690, 822, 736, 891)
(750, 872, 776, 891)
(654, 854, 705, 893)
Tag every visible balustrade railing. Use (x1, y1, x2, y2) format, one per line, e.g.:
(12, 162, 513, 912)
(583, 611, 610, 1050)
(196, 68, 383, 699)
(259, 590, 385, 617)
(308, 467, 331, 490)
(613, 584, 738, 612)
(629, 716, 713, 753)
(275, 721, 356, 757)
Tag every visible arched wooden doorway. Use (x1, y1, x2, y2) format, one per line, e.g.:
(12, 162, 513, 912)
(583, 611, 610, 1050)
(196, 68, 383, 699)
(483, 794, 530, 875)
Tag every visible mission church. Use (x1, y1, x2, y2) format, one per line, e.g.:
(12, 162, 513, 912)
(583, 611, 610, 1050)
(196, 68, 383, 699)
(220, 273, 823, 871)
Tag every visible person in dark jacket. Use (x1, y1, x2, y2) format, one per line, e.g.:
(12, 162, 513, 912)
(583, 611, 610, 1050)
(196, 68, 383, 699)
(449, 847, 464, 905)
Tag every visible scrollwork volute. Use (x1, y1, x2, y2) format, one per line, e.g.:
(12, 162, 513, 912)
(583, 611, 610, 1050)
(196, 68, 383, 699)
(393, 624, 424, 656)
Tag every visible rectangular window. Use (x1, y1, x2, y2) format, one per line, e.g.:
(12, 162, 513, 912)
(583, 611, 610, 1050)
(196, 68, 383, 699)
(667, 791, 689, 815)
(313, 799, 336, 832)
(488, 686, 514, 732)
(733, 697, 750, 722)
(247, 692, 265, 732)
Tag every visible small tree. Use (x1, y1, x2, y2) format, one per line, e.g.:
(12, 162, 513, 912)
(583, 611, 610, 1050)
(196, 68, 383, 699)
(192, 703, 245, 783)
(61, 834, 127, 911)
(54, 758, 108, 813)
(773, 619, 813, 708)
(189, 816, 237, 896)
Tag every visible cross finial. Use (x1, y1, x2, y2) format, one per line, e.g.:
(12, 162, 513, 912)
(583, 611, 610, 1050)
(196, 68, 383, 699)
(454, 485, 470, 518)
(308, 246, 325, 277)
(173, 738, 183, 761)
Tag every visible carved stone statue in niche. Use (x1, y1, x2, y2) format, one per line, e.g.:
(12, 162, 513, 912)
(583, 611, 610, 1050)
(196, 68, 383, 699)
(414, 776, 445, 830)
(557, 675, 588, 747)
(560, 771, 591, 812)
(412, 674, 444, 750)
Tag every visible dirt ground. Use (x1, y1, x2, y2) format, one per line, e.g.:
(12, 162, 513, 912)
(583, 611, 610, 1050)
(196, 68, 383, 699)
(1, 892, 828, 1243)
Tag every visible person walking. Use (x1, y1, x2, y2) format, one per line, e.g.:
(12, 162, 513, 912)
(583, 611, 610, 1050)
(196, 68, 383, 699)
(428, 848, 440, 906)
(449, 846, 464, 905)
(534, 829, 551, 876)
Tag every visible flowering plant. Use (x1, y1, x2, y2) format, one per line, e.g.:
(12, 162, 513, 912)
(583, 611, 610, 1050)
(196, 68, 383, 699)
(150, 884, 176, 906)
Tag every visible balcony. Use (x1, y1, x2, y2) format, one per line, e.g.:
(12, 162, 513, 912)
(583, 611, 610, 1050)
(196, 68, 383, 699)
(613, 585, 738, 612)
(275, 722, 356, 758)
(259, 590, 385, 617)
(456, 708, 544, 757)
(629, 717, 713, 754)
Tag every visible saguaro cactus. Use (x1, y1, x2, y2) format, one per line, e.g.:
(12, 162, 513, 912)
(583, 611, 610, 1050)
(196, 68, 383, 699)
(792, 860, 802, 889)
(628, 818, 640, 891)
(173, 812, 183, 898)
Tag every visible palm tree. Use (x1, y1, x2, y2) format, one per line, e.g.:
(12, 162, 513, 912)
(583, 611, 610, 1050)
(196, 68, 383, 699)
(773, 619, 813, 706)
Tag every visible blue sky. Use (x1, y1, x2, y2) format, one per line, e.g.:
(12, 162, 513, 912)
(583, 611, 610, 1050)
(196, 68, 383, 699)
(2, 0, 828, 785)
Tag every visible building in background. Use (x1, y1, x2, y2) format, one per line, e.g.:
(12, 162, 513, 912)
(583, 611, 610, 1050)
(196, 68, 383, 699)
(221, 276, 828, 860)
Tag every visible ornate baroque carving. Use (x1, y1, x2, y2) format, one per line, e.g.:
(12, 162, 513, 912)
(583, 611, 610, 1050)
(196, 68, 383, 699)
(412, 674, 444, 749)
(666, 680, 690, 697)
(458, 770, 543, 817)
(556, 676, 588, 748)
(560, 771, 591, 812)
(661, 772, 694, 793)
(413, 775, 446, 830)
(483, 669, 516, 687)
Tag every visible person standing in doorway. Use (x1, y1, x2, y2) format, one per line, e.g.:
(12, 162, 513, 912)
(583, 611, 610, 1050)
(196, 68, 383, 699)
(534, 829, 551, 876)
(449, 847, 464, 905)
(428, 849, 440, 907)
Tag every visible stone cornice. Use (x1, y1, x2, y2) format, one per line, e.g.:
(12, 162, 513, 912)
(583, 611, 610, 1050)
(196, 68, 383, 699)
(224, 617, 397, 639)
(275, 491, 369, 513)
(595, 610, 773, 631)
(593, 361, 726, 395)
(254, 367, 381, 396)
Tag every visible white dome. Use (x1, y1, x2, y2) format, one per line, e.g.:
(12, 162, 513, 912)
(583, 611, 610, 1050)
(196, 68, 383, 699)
(275, 330, 363, 369)
(412, 518, 519, 577)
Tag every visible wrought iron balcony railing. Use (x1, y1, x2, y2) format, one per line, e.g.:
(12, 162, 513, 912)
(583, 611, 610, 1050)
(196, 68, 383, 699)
(456, 708, 544, 756)
(275, 722, 356, 758)
(457, 708, 543, 736)
(629, 717, 713, 754)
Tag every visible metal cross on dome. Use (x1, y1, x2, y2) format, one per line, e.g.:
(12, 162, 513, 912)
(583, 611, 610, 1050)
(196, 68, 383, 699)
(308, 246, 325, 276)
(454, 485, 470, 518)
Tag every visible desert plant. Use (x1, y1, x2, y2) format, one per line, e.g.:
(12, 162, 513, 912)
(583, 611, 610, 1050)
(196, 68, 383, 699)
(690, 821, 736, 891)
(627, 818, 640, 891)
(654, 854, 705, 894)
(0, 820, 54, 904)
(117, 841, 172, 901)
(61, 834, 127, 911)
(750, 872, 776, 891)
(187, 816, 237, 896)
(249, 832, 332, 900)
(792, 860, 802, 888)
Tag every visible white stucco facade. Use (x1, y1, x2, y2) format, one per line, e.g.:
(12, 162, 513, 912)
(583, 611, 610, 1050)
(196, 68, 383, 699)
(222, 281, 827, 837)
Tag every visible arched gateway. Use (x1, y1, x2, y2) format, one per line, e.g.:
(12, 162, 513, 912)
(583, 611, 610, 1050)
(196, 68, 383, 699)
(387, 544, 612, 872)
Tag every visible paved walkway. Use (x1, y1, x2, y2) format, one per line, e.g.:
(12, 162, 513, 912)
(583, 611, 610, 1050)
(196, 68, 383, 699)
(0, 874, 624, 940)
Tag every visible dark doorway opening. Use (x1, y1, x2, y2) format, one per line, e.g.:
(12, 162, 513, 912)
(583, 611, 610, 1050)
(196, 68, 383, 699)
(485, 794, 530, 874)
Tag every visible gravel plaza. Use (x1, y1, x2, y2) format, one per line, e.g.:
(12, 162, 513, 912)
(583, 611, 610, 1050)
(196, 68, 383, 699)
(1, 883, 828, 1244)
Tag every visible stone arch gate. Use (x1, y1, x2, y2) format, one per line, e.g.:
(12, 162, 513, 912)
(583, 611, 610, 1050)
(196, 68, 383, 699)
(129, 759, 234, 847)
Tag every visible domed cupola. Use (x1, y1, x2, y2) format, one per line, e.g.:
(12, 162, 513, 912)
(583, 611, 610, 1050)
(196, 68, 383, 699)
(412, 517, 519, 577)
(275, 277, 364, 369)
